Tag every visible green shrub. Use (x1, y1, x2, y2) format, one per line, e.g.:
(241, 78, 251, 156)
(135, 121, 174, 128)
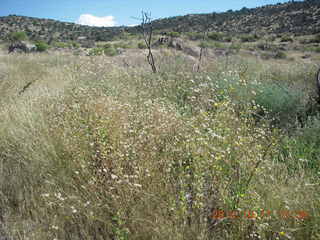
(253, 82, 305, 125)
(199, 41, 210, 48)
(279, 116, 320, 174)
(103, 43, 112, 49)
(266, 35, 277, 42)
(104, 47, 118, 56)
(70, 41, 80, 48)
(138, 42, 146, 49)
(186, 32, 203, 40)
(113, 42, 130, 49)
(88, 47, 105, 56)
(52, 41, 69, 48)
(280, 35, 294, 42)
(224, 36, 233, 42)
(229, 42, 242, 51)
(305, 46, 320, 53)
(240, 34, 257, 42)
(168, 31, 180, 38)
(35, 41, 49, 52)
(7, 31, 28, 42)
(207, 32, 224, 41)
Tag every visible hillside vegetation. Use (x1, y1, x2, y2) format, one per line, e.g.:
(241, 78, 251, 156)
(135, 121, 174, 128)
(1, 0, 320, 42)
(0, 45, 320, 239)
(1, 0, 320, 239)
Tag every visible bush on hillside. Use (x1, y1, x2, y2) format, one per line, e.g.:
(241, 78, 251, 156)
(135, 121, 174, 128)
(186, 32, 203, 40)
(253, 82, 305, 126)
(240, 34, 257, 42)
(35, 41, 49, 52)
(138, 42, 146, 49)
(280, 35, 294, 42)
(7, 31, 28, 42)
(104, 47, 118, 56)
(168, 31, 181, 38)
(207, 32, 224, 41)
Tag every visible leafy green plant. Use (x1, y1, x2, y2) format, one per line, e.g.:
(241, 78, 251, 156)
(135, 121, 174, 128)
(168, 31, 180, 38)
(207, 32, 224, 41)
(240, 34, 257, 42)
(103, 43, 112, 49)
(253, 82, 305, 125)
(52, 41, 69, 48)
(88, 47, 105, 56)
(137, 42, 146, 49)
(185, 32, 203, 40)
(280, 35, 293, 42)
(7, 31, 28, 42)
(229, 42, 242, 51)
(104, 47, 118, 56)
(35, 41, 49, 52)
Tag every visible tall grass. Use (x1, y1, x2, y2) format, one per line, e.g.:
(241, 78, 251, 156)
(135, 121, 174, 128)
(0, 52, 319, 239)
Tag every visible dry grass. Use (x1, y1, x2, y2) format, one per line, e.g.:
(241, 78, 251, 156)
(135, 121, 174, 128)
(0, 50, 319, 240)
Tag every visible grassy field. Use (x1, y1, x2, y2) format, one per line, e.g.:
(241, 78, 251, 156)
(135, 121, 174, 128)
(0, 46, 320, 239)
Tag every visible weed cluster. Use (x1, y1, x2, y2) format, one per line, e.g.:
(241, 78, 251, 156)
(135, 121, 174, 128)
(0, 52, 319, 239)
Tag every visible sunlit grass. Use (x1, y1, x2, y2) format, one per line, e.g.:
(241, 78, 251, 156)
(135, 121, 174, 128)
(0, 51, 319, 239)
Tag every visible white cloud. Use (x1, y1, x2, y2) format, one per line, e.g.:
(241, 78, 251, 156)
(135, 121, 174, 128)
(76, 14, 116, 27)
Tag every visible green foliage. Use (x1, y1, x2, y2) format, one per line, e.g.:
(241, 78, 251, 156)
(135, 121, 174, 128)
(35, 41, 49, 52)
(253, 82, 305, 125)
(199, 40, 226, 49)
(7, 31, 28, 42)
(103, 43, 112, 49)
(168, 31, 180, 38)
(113, 42, 130, 49)
(280, 34, 294, 42)
(229, 42, 242, 51)
(303, 46, 320, 53)
(240, 34, 258, 42)
(137, 42, 146, 49)
(0, 53, 320, 240)
(70, 41, 80, 48)
(52, 41, 69, 48)
(266, 35, 277, 42)
(88, 47, 105, 56)
(185, 32, 203, 40)
(104, 47, 118, 56)
(255, 41, 279, 51)
(207, 32, 224, 41)
(278, 115, 320, 177)
(224, 35, 233, 42)
(52, 41, 79, 49)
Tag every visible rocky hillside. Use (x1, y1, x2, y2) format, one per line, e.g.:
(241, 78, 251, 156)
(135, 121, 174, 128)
(0, 15, 134, 42)
(0, 0, 319, 42)
(152, 0, 320, 35)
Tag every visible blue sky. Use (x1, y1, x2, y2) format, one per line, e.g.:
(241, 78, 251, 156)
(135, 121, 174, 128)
(0, 0, 290, 26)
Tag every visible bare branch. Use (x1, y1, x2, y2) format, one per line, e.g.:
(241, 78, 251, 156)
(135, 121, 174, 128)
(138, 11, 157, 73)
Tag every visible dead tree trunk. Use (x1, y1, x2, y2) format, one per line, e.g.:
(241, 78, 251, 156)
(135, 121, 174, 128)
(139, 11, 157, 73)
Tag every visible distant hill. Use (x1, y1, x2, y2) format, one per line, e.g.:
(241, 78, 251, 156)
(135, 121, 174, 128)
(152, 0, 320, 35)
(0, 0, 320, 43)
(0, 15, 133, 42)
